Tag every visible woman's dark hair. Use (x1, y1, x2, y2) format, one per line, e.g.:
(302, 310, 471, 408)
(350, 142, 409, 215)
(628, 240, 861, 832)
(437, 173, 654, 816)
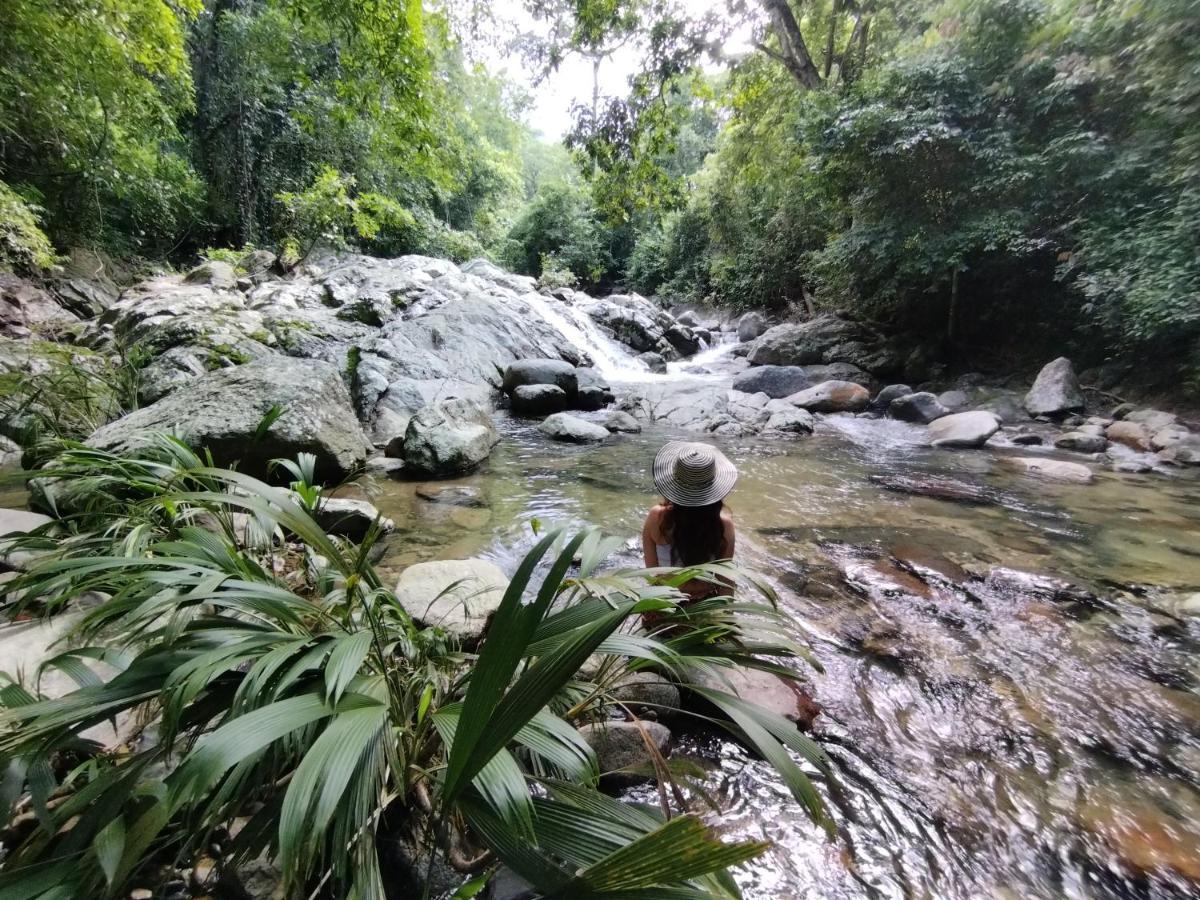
(663, 500, 726, 566)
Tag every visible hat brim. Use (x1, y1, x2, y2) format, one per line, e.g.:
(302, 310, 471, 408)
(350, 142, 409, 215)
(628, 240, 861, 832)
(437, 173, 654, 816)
(652, 441, 739, 507)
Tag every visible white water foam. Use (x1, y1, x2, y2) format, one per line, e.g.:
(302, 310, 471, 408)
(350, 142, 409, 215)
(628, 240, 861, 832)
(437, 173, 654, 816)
(520, 291, 651, 382)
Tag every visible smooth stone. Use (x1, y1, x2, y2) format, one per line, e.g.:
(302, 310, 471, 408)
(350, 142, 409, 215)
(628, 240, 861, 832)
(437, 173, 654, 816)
(314, 498, 394, 541)
(502, 358, 577, 395)
(1125, 408, 1177, 433)
(539, 413, 609, 443)
(603, 410, 642, 433)
(1023, 357, 1085, 417)
(888, 391, 951, 424)
(510, 383, 568, 416)
(394, 558, 508, 641)
(1004, 457, 1095, 483)
(927, 411, 1001, 448)
(731, 365, 812, 399)
(611, 672, 682, 718)
(937, 389, 970, 411)
(577, 720, 671, 783)
(1106, 420, 1152, 452)
(1054, 431, 1108, 453)
(763, 406, 815, 434)
(786, 380, 869, 413)
(872, 383, 913, 410)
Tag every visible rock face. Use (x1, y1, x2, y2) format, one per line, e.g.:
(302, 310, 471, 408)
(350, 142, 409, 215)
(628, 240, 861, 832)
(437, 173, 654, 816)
(394, 558, 508, 641)
(86, 356, 372, 481)
(1004, 457, 1095, 483)
(731, 365, 811, 399)
(888, 392, 950, 424)
(746, 314, 902, 377)
(927, 411, 1001, 448)
(1024, 357, 1085, 417)
(1, 274, 80, 338)
(539, 413, 609, 443)
(510, 384, 568, 416)
(400, 398, 500, 476)
(786, 380, 870, 413)
(736, 311, 768, 342)
(577, 720, 671, 782)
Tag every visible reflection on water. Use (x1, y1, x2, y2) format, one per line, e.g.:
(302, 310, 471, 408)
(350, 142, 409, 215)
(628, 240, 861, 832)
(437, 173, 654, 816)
(367, 412, 1200, 900)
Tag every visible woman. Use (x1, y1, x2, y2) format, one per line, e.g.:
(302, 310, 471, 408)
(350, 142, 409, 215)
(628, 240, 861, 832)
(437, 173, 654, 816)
(642, 441, 738, 600)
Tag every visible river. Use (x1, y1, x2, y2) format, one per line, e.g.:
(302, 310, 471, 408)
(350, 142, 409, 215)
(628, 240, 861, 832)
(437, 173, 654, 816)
(361, 325, 1200, 899)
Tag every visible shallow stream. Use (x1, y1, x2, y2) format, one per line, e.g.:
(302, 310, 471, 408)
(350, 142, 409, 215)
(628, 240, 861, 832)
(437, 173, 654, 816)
(367, 400, 1200, 900)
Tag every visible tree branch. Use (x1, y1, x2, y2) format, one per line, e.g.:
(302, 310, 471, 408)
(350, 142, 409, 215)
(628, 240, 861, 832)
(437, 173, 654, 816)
(759, 0, 824, 90)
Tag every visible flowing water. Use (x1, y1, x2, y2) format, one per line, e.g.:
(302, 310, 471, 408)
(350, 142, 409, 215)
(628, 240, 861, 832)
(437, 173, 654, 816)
(363, 309, 1200, 900)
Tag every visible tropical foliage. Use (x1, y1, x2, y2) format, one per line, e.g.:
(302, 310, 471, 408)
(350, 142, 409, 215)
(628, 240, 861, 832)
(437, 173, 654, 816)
(0, 436, 831, 898)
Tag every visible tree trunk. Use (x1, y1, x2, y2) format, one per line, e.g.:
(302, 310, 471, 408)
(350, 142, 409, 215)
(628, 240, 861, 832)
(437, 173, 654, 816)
(839, 14, 869, 84)
(822, 0, 841, 79)
(758, 0, 824, 90)
(947, 268, 960, 343)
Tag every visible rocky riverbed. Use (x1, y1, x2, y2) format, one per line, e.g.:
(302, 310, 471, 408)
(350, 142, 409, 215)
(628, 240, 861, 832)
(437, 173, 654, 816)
(2, 251, 1200, 899)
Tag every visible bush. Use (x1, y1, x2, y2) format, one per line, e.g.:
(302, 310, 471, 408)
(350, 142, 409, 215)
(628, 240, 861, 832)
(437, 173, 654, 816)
(0, 181, 58, 272)
(505, 181, 613, 289)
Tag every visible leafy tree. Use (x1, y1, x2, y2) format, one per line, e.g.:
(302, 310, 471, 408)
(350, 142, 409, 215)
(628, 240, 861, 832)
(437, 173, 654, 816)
(506, 181, 615, 288)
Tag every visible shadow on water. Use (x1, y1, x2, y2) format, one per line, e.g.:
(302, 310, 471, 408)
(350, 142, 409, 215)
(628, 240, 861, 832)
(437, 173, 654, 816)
(364, 411, 1200, 899)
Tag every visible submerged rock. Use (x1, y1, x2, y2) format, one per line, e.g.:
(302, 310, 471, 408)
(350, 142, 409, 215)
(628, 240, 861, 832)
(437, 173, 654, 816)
(937, 389, 970, 412)
(868, 474, 998, 505)
(1023, 357, 1085, 417)
(927, 411, 1000, 448)
(1054, 431, 1108, 453)
(400, 398, 500, 476)
(1003, 457, 1095, 483)
(86, 356, 371, 482)
(394, 558, 508, 641)
(539, 413, 609, 443)
(687, 664, 820, 731)
(786, 380, 869, 413)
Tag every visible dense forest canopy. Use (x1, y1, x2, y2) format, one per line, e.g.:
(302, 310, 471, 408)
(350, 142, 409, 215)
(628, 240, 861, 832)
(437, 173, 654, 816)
(1, 0, 1197, 383)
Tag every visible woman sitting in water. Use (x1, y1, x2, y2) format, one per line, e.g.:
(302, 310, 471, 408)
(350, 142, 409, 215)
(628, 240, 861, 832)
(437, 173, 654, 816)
(642, 441, 738, 600)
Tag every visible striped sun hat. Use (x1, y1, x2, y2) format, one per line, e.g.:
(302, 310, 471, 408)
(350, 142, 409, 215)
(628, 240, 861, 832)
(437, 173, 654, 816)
(652, 441, 738, 507)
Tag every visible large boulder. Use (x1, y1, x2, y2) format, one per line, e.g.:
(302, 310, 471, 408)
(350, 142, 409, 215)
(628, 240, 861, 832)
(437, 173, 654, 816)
(872, 384, 913, 410)
(574, 368, 614, 411)
(747, 314, 899, 375)
(1024, 357, 1085, 417)
(510, 384, 569, 416)
(731, 365, 811, 399)
(539, 413, 609, 443)
(394, 558, 508, 642)
(888, 392, 950, 424)
(184, 260, 238, 290)
(786, 380, 870, 413)
(502, 359, 578, 395)
(926, 411, 1001, 448)
(401, 398, 500, 476)
(1, 274, 79, 338)
(736, 311, 768, 342)
(85, 356, 372, 481)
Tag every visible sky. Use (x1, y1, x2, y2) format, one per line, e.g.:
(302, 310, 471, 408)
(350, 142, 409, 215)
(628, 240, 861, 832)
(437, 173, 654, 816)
(472, 0, 750, 140)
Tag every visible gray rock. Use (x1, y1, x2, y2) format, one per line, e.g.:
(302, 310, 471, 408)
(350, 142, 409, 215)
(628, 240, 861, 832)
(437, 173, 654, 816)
(747, 315, 874, 367)
(415, 485, 487, 508)
(872, 384, 913, 410)
(364, 456, 405, 477)
(1054, 431, 1108, 453)
(1011, 432, 1044, 446)
(401, 398, 500, 476)
(888, 392, 951, 424)
(1004, 457, 1095, 483)
(86, 356, 372, 481)
(603, 411, 642, 433)
(502, 358, 578, 395)
(927, 411, 1001, 448)
(664, 323, 700, 356)
(736, 311, 768, 342)
(510, 384, 569, 417)
(0, 508, 53, 571)
(577, 720, 671, 782)
(1023, 357, 1085, 417)
(937, 389, 970, 411)
(1126, 408, 1178, 433)
(763, 406, 815, 434)
(611, 672, 681, 718)
(1, 274, 80, 338)
(786, 380, 870, 413)
(239, 250, 278, 279)
(574, 368, 614, 411)
(394, 558, 508, 641)
(731, 365, 812, 398)
(314, 498, 394, 541)
(1153, 424, 1195, 450)
(676, 310, 702, 328)
(184, 260, 238, 290)
(637, 351, 667, 373)
(539, 413, 609, 443)
(0, 435, 20, 467)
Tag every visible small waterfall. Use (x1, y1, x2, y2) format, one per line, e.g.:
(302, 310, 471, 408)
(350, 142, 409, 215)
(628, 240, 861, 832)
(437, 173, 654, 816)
(520, 292, 652, 381)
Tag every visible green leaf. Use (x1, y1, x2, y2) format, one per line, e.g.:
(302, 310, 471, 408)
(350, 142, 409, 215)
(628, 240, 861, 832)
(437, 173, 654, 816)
(93, 815, 125, 886)
(324, 631, 374, 705)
